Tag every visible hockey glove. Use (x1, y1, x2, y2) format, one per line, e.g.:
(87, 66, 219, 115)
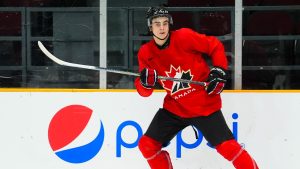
(140, 68, 158, 88)
(205, 67, 227, 95)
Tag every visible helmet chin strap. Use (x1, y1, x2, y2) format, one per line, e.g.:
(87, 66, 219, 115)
(152, 32, 169, 41)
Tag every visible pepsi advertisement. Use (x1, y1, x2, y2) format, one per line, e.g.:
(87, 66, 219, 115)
(0, 90, 299, 169)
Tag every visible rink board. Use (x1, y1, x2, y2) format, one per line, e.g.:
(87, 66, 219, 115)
(0, 90, 299, 169)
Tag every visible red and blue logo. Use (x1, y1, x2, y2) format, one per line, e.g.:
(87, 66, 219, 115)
(48, 105, 104, 163)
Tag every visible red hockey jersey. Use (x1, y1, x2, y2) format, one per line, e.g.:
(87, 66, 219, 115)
(135, 28, 228, 118)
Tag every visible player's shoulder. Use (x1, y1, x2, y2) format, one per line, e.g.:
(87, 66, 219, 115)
(173, 28, 207, 42)
(173, 28, 197, 36)
(139, 41, 151, 53)
(138, 41, 153, 59)
(172, 28, 204, 41)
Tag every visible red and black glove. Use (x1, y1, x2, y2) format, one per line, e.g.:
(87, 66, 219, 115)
(140, 68, 158, 88)
(205, 67, 227, 95)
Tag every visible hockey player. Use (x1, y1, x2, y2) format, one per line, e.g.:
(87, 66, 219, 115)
(135, 6, 259, 169)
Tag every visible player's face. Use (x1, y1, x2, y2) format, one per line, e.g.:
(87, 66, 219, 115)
(150, 17, 170, 41)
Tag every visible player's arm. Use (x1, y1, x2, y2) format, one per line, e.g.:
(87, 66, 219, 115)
(134, 47, 157, 97)
(185, 28, 228, 94)
(201, 35, 228, 95)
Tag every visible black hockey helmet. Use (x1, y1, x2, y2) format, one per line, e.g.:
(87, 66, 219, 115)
(146, 6, 173, 27)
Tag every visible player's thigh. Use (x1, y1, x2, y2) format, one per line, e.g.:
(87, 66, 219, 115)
(191, 110, 234, 146)
(145, 108, 188, 144)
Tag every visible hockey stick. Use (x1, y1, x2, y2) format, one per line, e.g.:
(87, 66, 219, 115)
(37, 41, 207, 86)
(0, 76, 12, 79)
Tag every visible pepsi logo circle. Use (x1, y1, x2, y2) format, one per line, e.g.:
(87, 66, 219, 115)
(48, 105, 104, 163)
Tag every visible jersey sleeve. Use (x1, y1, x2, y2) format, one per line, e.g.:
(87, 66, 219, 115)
(134, 45, 154, 97)
(180, 28, 228, 70)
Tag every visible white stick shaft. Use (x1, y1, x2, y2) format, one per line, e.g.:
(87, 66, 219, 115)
(37, 41, 139, 76)
(0, 76, 12, 79)
(38, 41, 207, 86)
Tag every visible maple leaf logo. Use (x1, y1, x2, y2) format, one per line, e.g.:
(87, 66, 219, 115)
(161, 65, 193, 95)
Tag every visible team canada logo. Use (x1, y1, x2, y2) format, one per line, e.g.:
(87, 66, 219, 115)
(161, 65, 193, 95)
